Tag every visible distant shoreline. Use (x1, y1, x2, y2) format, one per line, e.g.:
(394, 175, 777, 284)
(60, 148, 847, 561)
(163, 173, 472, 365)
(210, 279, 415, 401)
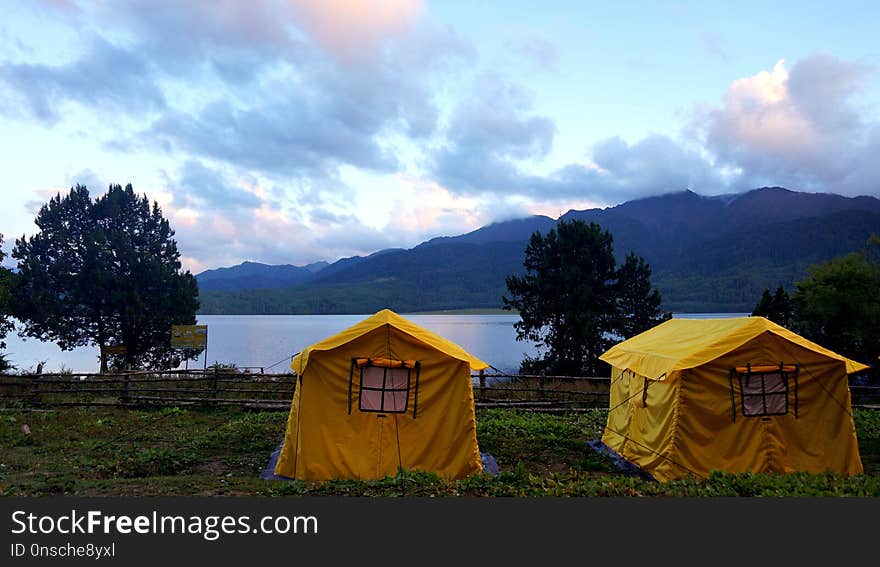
(406, 308, 516, 315)
(192, 309, 753, 316)
(192, 308, 520, 316)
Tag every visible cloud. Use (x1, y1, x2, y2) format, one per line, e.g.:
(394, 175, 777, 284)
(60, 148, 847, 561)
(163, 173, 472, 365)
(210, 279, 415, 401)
(148, 95, 400, 180)
(162, 167, 500, 271)
(31, 1, 425, 65)
(175, 160, 263, 211)
(167, 206, 310, 272)
(21, 182, 124, 219)
(583, 134, 726, 198)
(0, 35, 166, 123)
(133, 18, 466, 178)
(171, 204, 402, 272)
(312, 220, 406, 256)
(13, 6, 879, 275)
(693, 54, 879, 195)
(474, 197, 546, 224)
(511, 35, 559, 70)
(289, 176, 488, 262)
(430, 73, 725, 204)
(430, 75, 556, 194)
(381, 175, 486, 235)
(787, 54, 867, 134)
(483, 133, 725, 205)
(3, 1, 466, 165)
(94, 1, 306, 85)
(150, 53, 446, 176)
(154, 161, 377, 270)
(68, 169, 107, 192)
(35, 0, 80, 14)
(291, 0, 424, 63)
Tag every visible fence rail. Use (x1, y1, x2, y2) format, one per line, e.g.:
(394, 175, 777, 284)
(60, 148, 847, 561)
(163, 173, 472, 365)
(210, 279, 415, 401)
(1, 370, 877, 411)
(0, 370, 295, 411)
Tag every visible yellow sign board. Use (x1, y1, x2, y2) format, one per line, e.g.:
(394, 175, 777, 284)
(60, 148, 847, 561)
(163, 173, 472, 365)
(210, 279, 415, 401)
(171, 325, 208, 349)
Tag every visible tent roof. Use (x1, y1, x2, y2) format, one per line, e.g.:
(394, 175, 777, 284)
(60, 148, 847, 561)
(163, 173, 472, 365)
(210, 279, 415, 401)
(599, 316, 869, 380)
(291, 309, 489, 374)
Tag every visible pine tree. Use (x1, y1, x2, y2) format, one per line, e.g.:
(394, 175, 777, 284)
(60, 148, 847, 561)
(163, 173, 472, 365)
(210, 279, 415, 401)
(616, 252, 670, 339)
(503, 219, 666, 376)
(752, 285, 793, 326)
(0, 234, 15, 371)
(12, 184, 200, 371)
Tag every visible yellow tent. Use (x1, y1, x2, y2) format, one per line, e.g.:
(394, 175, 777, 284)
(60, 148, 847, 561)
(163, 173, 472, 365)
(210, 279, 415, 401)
(600, 316, 868, 482)
(274, 309, 488, 481)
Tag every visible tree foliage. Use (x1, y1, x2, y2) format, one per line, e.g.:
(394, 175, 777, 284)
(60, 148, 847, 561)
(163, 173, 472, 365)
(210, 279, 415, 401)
(503, 220, 668, 376)
(12, 184, 200, 370)
(615, 252, 670, 339)
(751, 285, 793, 327)
(790, 236, 880, 375)
(0, 234, 16, 372)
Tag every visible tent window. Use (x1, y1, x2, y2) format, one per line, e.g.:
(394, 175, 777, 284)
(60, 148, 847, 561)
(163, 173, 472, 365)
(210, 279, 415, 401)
(353, 358, 414, 414)
(736, 365, 795, 418)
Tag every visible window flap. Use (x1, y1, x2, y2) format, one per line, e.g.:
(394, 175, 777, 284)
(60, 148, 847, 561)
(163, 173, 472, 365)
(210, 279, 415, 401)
(735, 364, 796, 373)
(355, 358, 417, 369)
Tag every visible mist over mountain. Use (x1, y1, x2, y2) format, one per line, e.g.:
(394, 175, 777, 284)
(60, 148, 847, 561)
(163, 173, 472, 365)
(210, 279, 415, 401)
(196, 187, 880, 314)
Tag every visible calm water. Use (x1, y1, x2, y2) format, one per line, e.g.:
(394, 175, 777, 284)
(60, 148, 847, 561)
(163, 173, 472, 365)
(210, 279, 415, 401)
(2, 314, 536, 374)
(1, 312, 748, 374)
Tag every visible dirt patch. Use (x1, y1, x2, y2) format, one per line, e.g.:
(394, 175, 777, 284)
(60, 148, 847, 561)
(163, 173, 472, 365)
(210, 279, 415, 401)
(191, 460, 226, 476)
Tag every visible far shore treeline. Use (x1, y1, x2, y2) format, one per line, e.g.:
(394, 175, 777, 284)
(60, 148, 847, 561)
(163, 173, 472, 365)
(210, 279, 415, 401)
(0, 184, 878, 380)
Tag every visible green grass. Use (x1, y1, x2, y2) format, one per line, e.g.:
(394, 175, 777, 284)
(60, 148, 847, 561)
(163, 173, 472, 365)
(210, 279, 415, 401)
(1, 407, 878, 497)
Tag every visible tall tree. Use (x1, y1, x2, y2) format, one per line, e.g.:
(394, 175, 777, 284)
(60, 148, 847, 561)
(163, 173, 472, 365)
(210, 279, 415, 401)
(503, 219, 666, 376)
(791, 236, 880, 374)
(0, 234, 16, 372)
(753, 288, 774, 317)
(12, 184, 200, 370)
(615, 252, 670, 339)
(752, 285, 793, 326)
(13, 186, 101, 352)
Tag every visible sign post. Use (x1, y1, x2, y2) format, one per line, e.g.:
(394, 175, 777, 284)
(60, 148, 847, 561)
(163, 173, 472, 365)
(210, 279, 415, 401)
(99, 344, 128, 374)
(171, 325, 208, 371)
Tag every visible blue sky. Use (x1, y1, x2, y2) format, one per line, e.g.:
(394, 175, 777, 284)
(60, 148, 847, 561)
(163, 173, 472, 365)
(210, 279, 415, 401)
(1, 1, 879, 273)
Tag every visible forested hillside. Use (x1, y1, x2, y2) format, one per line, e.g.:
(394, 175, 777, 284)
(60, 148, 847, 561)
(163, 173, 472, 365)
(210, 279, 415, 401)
(197, 187, 880, 314)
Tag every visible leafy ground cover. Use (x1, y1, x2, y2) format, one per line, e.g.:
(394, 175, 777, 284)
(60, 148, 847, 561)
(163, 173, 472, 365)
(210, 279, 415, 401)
(1, 407, 878, 497)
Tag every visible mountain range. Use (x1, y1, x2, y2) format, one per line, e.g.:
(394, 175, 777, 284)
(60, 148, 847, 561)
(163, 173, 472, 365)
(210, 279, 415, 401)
(195, 187, 880, 314)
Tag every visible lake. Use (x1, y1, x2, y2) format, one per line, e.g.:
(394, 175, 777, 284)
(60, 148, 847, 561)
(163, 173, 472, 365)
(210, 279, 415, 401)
(1, 312, 749, 374)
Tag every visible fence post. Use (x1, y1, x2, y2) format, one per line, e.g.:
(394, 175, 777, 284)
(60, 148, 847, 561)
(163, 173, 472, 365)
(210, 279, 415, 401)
(478, 369, 485, 401)
(121, 373, 130, 406)
(211, 366, 219, 406)
(539, 375, 546, 400)
(29, 373, 41, 407)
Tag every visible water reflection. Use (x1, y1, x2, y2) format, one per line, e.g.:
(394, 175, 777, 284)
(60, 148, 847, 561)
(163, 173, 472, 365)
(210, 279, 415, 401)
(3, 312, 749, 374)
(2, 314, 536, 374)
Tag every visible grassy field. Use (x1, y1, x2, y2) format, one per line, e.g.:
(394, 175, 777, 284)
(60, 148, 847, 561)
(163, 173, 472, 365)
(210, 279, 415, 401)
(1, 406, 878, 497)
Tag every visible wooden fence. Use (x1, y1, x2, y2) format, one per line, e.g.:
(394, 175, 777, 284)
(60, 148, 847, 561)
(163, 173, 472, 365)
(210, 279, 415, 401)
(1, 370, 877, 411)
(0, 369, 612, 411)
(472, 371, 610, 411)
(0, 370, 295, 411)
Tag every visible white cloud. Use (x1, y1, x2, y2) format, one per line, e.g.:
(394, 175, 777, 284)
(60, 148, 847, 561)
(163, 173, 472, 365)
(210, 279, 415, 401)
(694, 54, 879, 195)
(291, 0, 424, 63)
(6, 5, 880, 276)
(511, 34, 559, 70)
(430, 74, 556, 194)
